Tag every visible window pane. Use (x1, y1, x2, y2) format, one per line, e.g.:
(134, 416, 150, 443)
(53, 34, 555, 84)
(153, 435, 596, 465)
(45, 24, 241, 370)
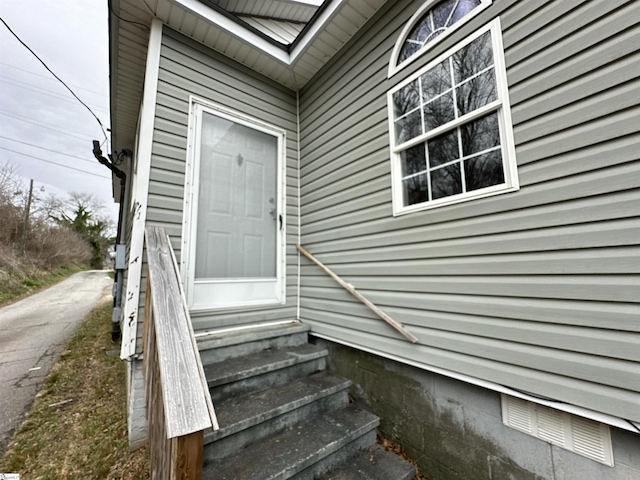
(460, 112, 500, 156)
(399, 41, 421, 63)
(410, 15, 433, 43)
(394, 81, 421, 115)
(396, 110, 422, 143)
(423, 93, 455, 131)
(428, 129, 459, 168)
(403, 173, 429, 205)
(456, 70, 497, 116)
(394, 81, 423, 143)
(401, 143, 427, 176)
(432, 0, 457, 30)
(464, 150, 504, 191)
(452, 31, 494, 84)
(421, 60, 451, 102)
(450, 0, 482, 24)
(431, 163, 462, 199)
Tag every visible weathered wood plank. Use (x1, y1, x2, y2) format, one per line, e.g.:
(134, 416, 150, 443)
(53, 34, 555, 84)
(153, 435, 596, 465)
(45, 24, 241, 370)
(297, 244, 418, 344)
(145, 226, 213, 438)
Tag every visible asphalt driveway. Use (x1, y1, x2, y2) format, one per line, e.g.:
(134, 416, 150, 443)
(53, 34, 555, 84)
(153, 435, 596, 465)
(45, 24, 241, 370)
(0, 270, 112, 456)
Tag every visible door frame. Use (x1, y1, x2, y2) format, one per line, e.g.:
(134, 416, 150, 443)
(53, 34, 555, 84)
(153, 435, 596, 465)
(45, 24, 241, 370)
(181, 96, 287, 312)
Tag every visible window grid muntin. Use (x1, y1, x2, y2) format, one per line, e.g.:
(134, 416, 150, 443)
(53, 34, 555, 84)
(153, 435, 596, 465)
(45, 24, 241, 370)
(399, 0, 482, 65)
(393, 57, 496, 148)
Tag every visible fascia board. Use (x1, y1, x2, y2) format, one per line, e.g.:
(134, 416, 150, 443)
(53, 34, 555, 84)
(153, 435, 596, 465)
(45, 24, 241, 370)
(289, 0, 343, 63)
(174, 0, 291, 64)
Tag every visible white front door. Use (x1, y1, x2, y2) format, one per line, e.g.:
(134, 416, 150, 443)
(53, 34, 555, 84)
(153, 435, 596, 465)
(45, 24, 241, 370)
(183, 102, 285, 311)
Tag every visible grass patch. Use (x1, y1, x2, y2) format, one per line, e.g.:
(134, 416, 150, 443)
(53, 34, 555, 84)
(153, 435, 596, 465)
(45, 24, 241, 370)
(0, 297, 149, 479)
(0, 265, 86, 306)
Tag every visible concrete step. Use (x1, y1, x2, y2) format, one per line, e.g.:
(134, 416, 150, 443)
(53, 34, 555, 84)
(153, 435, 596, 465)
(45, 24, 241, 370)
(198, 323, 310, 365)
(203, 404, 380, 480)
(204, 372, 351, 461)
(206, 343, 328, 402)
(318, 444, 417, 480)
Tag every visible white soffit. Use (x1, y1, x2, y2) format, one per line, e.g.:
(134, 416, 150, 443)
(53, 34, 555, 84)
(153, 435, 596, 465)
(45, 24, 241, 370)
(207, 0, 319, 23)
(239, 16, 306, 45)
(161, 0, 386, 89)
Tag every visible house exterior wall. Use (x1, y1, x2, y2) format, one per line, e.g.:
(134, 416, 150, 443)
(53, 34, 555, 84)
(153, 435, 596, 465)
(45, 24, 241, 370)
(298, 0, 639, 429)
(317, 338, 640, 480)
(138, 26, 300, 336)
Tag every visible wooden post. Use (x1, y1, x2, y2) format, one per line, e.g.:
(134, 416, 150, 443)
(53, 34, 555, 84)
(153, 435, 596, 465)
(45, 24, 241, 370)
(171, 431, 204, 480)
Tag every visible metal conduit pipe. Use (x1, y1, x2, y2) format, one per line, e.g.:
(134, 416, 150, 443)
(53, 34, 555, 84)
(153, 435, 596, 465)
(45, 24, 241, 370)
(93, 140, 128, 342)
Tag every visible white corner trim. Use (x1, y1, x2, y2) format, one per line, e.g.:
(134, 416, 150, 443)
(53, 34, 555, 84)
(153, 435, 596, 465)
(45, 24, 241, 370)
(173, 0, 290, 64)
(296, 90, 302, 322)
(311, 332, 640, 434)
(120, 18, 163, 360)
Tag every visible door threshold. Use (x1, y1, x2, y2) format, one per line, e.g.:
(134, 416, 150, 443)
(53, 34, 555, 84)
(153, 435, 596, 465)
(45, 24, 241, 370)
(193, 320, 300, 339)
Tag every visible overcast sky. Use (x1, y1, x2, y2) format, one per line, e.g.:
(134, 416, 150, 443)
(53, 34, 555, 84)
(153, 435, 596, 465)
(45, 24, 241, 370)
(0, 0, 118, 222)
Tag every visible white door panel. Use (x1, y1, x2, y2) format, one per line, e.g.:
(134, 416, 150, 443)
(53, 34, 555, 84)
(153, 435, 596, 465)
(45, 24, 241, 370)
(184, 103, 285, 311)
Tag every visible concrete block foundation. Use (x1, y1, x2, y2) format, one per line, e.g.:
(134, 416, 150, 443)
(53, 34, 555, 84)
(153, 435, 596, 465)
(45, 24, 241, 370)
(313, 338, 640, 480)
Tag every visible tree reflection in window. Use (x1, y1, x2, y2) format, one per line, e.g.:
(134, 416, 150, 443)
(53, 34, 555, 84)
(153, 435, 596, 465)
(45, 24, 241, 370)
(393, 31, 495, 144)
(399, 0, 483, 65)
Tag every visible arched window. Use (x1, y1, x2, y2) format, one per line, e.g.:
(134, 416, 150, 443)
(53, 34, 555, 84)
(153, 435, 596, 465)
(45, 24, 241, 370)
(389, 0, 491, 77)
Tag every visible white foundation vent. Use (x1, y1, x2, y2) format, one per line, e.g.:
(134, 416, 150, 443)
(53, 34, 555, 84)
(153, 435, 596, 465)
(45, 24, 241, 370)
(501, 394, 614, 466)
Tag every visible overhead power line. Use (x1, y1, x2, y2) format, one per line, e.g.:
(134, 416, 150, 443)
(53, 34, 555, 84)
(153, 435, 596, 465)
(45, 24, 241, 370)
(0, 77, 109, 114)
(0, 135, 100, 165)
(0, 61, 108, 97)
(0, 110, 97, 141)
(0, 16, 110, 145)
(0, 146, 111, 179)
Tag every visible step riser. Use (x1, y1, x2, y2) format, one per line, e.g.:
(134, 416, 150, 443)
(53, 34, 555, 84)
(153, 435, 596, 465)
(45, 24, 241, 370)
(290, 430, 378, 480)
(318, 445, 417, 480)
(198, 332, 308, 365)
(204, 389, 349, 461)
(211, 357, 327, 402)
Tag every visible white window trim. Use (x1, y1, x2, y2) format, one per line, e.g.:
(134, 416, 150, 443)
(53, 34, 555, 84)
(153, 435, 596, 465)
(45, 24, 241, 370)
(181, 96, 287, 313)
(388, 0, 492, 78)
(387, 18, 518, 216)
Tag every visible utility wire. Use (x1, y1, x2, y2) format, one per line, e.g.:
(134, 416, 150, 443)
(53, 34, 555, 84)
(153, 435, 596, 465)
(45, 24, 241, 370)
(0, 135, 100, 165)
(0, 77, 109, 114)
(0, 147, 111, 180)
(0, 110, 97, 142)
(0, 61, 108, 97)
(0, 16, 110, 144)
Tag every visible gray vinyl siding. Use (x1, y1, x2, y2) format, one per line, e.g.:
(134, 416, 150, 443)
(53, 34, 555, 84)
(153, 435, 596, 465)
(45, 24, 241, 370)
(298, 0, 640, 423)
(139, 26, 299, 334)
